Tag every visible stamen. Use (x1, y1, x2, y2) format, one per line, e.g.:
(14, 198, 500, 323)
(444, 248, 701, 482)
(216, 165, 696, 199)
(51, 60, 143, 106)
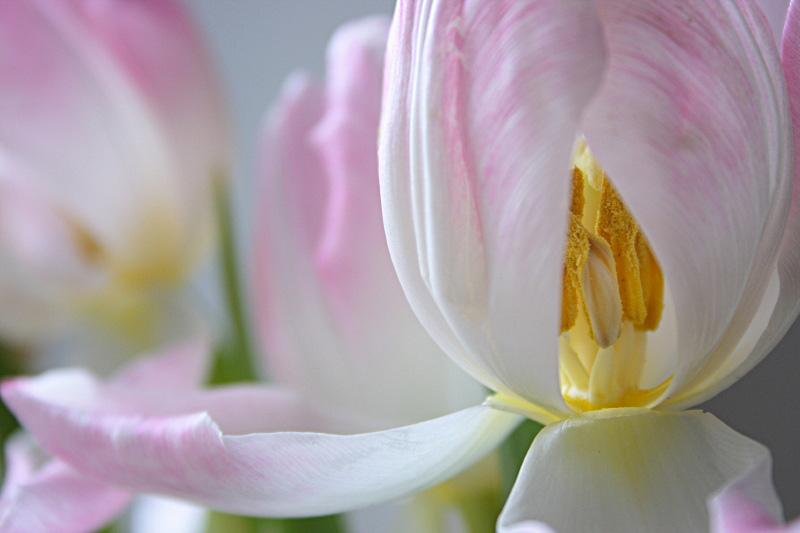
(561, 168, 589, 333)
(582, 236, 622, 348)
(562, 214, 589, 334)
(561, 168, 623, 347)
(559, 140, 667, 412)
(596, 180, 663, 331)
(635, 233, 664, 330)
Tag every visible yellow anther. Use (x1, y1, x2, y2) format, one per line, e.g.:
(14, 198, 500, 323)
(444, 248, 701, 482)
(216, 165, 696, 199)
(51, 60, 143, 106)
(562, 213, 590, 334)
(570, 167, 586, 221)
(574, 143, 604, 189)
(561, 169, 623, 347)
(635, 232, 664, 330)
(562, 168, 589, 333)
(596, 180, 662, 331)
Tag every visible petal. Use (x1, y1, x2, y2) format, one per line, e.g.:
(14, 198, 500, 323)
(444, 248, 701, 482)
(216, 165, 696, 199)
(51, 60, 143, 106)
(500, 523, 558, 533)
(109, 336, 211, 389)
(710, 460, 786, 533)
(379, 0, 606, 412)
(0, 0, 223, 276)
(2, 369, 520, 517)
(0, 150, 116, 345)
(254, 17, 483, 425)
(67, 0, 230, 220)
(755, 0, 791, 47)
(498, 409, 780, 533)
(0, 432, 132, 533)
(667, 0, 800, 407)
(581, 0, 793, 400)
(129, 496, 208, 533)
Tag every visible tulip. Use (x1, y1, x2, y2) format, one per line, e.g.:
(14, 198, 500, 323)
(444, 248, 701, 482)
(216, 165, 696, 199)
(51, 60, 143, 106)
(1, 15, 493, 532)
(0, 0, 228, 365)
(380, 0, 800, 530)
(4, 2, 798, 532)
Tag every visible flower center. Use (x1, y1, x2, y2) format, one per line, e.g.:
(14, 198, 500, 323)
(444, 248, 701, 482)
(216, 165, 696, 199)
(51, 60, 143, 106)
(559, 141, 668, 411)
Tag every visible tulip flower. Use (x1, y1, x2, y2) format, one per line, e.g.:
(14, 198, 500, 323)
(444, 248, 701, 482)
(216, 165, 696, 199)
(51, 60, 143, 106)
(380, 0, 800, 530)
(0, 0, 228, 366)
(4, 2, 799, 532)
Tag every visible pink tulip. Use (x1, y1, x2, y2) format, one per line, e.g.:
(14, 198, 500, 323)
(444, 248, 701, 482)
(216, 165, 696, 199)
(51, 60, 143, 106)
(5, 2, 800, 532)
(0, 0, 228, 360)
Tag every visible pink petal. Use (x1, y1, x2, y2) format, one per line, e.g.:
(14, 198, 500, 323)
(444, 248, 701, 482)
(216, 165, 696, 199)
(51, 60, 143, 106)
(66, 0, 229, 190)
(0, 339, 210, 532)
(755, 0, 791, 47)
(581, 0, 794, 402)
(668, 0, 800, 407)
(110, 336, 211, 389)
(254, 17, 483, 425)
(0, 155, 101, 343)
(710, 461, 791, 533)
(0, 432, 131, 533)
(0, 0, 224, 271)
(2, 370, 520, 517)
(379, 0, 607, 413)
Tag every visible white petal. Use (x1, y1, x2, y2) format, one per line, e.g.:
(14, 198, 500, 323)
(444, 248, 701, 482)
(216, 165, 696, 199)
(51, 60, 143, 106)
(254, 18, 483, 425)
(498, 409, 778, 533)
(129, 496, 208, 533)
(3, 368, 521, 517)
(379, 0, 607, 412)
(666, 0, 800, 406)
(582, 0, 793, 400)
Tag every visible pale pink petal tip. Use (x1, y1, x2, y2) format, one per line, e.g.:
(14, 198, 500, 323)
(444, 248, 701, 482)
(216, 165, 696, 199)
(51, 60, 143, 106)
(709, 463, 795, 533)
(0, 431, 131, 533)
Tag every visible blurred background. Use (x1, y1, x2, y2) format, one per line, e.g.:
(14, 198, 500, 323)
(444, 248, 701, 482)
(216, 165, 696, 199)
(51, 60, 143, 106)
(184, 0, 800, 519)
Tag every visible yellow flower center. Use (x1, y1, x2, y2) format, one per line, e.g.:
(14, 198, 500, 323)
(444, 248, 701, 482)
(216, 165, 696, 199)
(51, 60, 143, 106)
(559, 142, 670, 411)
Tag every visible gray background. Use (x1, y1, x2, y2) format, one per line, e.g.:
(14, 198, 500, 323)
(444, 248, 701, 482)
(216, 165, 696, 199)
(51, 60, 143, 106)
(184, 0, 800, 519)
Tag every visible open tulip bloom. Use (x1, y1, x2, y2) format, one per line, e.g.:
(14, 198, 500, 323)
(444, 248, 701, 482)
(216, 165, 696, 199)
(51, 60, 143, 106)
(4, 1, 800, 533)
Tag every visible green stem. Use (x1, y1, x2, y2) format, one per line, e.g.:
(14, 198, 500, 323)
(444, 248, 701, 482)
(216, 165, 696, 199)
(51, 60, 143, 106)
(498, 419, 544, 499)
(208, 181, 258, 385)
(0, 342, 20, 477)
(206, 514, 344, 533)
